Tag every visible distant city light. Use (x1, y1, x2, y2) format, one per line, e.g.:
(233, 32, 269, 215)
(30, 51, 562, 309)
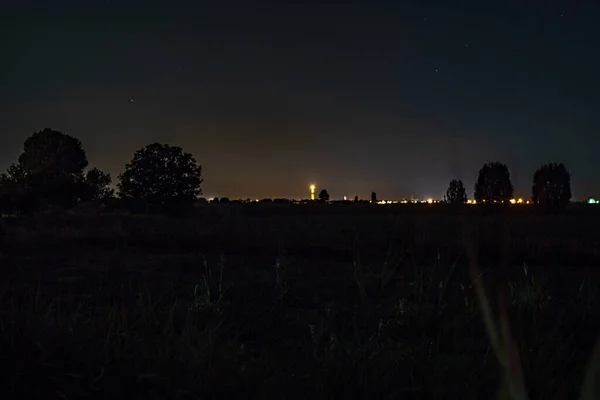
(196, 196, 548, 205)
(589, 198, 598, 204)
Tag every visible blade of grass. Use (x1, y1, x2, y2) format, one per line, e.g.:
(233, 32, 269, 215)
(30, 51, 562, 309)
(580, 336, 600, 400)
(463, 220, 528, 400)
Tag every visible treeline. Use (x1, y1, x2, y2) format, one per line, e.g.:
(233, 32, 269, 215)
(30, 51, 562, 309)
(0, 128, 202, 216)
(0, 128, 574, 216)
(444, 161, 572, 212)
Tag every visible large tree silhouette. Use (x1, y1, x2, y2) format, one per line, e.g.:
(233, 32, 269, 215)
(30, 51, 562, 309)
(532, 162, 571, 212)
(18, 128, 88, 177)
(474, 162, 514, 203)
(0, 128, 94, 213)
(118, 143, 202, 213)
(445, 179, 468, 204)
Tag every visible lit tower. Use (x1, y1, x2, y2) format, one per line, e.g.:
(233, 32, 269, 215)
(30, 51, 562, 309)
(310, 184, 316, 200)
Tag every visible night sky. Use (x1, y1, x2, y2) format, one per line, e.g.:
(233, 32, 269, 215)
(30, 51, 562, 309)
(1, 1, 599, 200)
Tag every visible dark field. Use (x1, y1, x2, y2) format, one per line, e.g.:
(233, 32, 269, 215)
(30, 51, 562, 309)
(2, 204, 600, 399)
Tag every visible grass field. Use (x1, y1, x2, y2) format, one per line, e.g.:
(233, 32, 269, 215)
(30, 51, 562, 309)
(1, 204, 600, 399)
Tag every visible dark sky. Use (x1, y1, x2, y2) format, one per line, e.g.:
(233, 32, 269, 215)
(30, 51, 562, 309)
(1, 0, 599, 200)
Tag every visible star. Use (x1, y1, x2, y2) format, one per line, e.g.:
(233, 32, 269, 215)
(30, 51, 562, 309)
(129, 98, 134, 103)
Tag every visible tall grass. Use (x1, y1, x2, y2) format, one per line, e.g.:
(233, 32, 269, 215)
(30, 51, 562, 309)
(463, 226, 600, 399)
(0, 213, 599, 398)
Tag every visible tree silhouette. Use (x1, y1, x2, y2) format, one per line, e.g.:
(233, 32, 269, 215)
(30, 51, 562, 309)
(532, 163, 571, 212)
(118, 143, 202, 213)
(318, 189, 330, 201)
(354, 195, 359, 203)
(445, 179, 468, 204)
(0, 164, 31, 214)
(0, 128, 90, 213)
(83, 167, 114, 201)
(474, 162, 514, 203)
(19, 128, 88, 177)
(371, 191, 377, 203)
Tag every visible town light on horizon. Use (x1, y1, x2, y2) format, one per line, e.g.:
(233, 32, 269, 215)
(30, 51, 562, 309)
(309, 184, 316, 200)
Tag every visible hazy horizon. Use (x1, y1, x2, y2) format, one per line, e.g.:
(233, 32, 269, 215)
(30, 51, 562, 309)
(2, 1, 598, 200)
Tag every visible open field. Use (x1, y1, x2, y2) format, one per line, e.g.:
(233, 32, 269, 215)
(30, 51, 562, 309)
(1, 204, 600, 399)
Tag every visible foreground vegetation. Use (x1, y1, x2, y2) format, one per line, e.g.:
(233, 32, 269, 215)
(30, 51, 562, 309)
(1, 207, 600, 399)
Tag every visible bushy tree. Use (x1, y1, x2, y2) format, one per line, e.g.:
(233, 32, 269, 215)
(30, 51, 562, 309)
(82, 167, 114, 201)
(445, 179, 468, 204)
(318, 189, 330, 201)
(0, 128, 91, 213)
(532, 162, 571, 212)
(371, 191, 377, 204)
(19, 128, 88, 177)
(474, 162, 514, 203)
(118, 143, 203, 213)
